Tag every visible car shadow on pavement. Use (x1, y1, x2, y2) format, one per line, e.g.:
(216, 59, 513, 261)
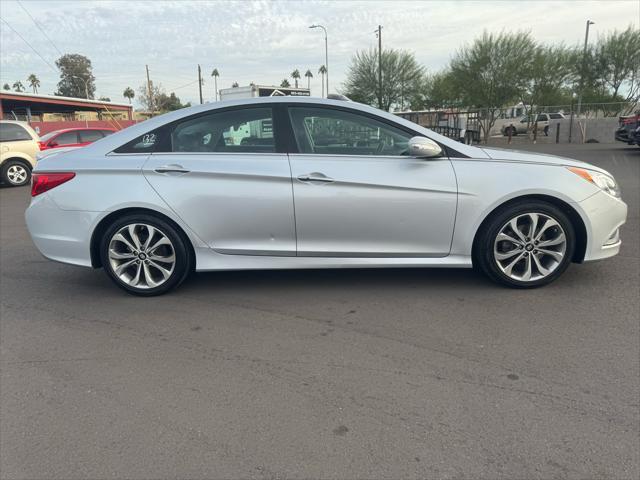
(181, 267, 490, 294)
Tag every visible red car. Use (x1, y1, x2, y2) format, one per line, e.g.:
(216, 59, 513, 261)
(38, 127, 116, 150)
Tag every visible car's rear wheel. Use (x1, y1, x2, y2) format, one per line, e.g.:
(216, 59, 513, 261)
(1, 160, 31, 186)
(100, 214, 192, 296)
(474, 201, 575, 288)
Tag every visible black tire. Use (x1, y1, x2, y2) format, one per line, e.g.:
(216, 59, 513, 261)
(473, 200, 575, 288)
(99, 213, 192, 296)
(1, 159, 31, 187)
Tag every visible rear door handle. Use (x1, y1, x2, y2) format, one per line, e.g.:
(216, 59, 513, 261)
(154, 164, 190, 174)
(297, 172, 334, 183)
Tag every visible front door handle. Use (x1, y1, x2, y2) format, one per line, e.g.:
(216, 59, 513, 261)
(297, 172, 334, 183)
(154, 164, 190, 174)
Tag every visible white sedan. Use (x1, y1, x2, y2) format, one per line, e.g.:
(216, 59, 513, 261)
(25, 97, 627, 295)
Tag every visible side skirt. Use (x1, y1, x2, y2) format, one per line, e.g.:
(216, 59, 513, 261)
(194, 247, 472, 271)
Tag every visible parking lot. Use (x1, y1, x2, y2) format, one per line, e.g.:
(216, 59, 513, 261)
(1, 144, 638, 479)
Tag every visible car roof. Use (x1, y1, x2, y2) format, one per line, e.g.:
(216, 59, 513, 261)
(45, 127, 116, 134)
(62, 96, 488, 159)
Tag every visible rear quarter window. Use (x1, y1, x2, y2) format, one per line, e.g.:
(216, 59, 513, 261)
(0, 123, 33, 142)
(113, 129, 164, 154)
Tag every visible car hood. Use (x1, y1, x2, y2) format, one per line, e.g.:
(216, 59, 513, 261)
(480, 147, 610, 175)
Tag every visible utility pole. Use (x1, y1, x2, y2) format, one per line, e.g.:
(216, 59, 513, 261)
(309, 25, 329, 97)
(377, 25, 383, 110)
(576, 20, 594, 119)
(145, 64, 154, 116)
(198, 64, 203, 104)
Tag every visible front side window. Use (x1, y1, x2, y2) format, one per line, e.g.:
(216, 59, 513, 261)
(0, 123, 32, 142)
(171, 107, 274, 153)
(288, 107, 412, 156)
(79, 130, 103, 143)
(54, 131, 79, 146)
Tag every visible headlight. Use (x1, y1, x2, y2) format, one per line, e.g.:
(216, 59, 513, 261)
(568, 167, 621, 198)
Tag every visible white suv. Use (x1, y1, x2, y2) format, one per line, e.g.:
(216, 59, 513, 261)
(502, 113, 565, 137)
(0, 120, 39, 186)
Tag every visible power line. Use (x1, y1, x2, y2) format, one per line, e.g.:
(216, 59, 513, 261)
(167, 79, 199, 92)
(0, 16, 57, 73)
(16, 0, 63, 57)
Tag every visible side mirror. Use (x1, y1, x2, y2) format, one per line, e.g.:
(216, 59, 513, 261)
(408, 136, 443, 158)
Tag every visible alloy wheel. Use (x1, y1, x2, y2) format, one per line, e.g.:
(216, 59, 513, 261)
(108, 223, 176, 289)
(7, 164, 28, 185)
(493, 212, 567, 282)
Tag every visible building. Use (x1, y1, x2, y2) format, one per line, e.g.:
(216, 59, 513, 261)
(0, 91, 135, 135)
(219, 84, 310, 101)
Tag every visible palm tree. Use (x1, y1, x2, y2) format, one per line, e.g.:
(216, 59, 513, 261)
(291, 69, 300, 88)
(3, 83, 10, 91)
(318, 65, 327, 97)
(280, 79, 291, 88)
(123, 87, 135, 104)
(12, 81, 25, 92)
(304, 69, 313, 90)
(27, 74, 40, 93)
(211, 68, 220, 101)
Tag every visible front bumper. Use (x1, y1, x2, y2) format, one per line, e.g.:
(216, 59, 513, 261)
(577, 190, 627, 262)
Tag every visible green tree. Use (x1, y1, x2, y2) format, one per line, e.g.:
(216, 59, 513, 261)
(12, 81, 25, 92)
(55, 53, 96, 98)
(318, 65, 327, 97)
(342, 48, 424, 111)
(2, 83, 10, 91)
(231, 81, 239, 88)
(597, 26, 640, 101)
(27, 74, 40, 93)
(211, 68, 220, 100)
(449, 31, 536, 141)
(416, 70, 463, 110)
(521, 45, 574, 111)
(98, 96, 111, 102)
(123, 86, 135, 104)
(304, 69, 313, 90)
(137, 81, 190, 112)
(280, 79, 291, 88)
(156, 92, 190, 111)
(291, 69, 300, 88)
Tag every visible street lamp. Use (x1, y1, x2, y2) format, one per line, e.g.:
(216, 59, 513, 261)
(70, 75, 90, 99)
(309, 24, 328, 96)
(576, 20, 595, 118)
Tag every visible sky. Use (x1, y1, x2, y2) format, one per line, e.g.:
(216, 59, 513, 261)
(1, 0, 638, 107)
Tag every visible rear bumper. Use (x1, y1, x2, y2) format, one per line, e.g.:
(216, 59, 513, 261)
(577, 190, 627, 262)
(25, 194, 99, 267)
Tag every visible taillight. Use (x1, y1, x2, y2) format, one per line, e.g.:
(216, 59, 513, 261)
(31, 172, 76, 197)
(38, 141, 47, 150)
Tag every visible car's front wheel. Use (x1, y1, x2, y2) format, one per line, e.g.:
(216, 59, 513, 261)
(1, 160, 31, 187)
(100, 214, 192, 296)
(474, 201, 575, 288)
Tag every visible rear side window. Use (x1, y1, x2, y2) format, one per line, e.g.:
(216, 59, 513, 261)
(0, 123, 32, 142)
(79, 130, 103, 143)
(171, 107, 274, 153)
(54, 131, 79, 145)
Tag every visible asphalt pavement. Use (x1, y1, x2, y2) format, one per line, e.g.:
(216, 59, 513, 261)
(1, 143, 638, 479)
